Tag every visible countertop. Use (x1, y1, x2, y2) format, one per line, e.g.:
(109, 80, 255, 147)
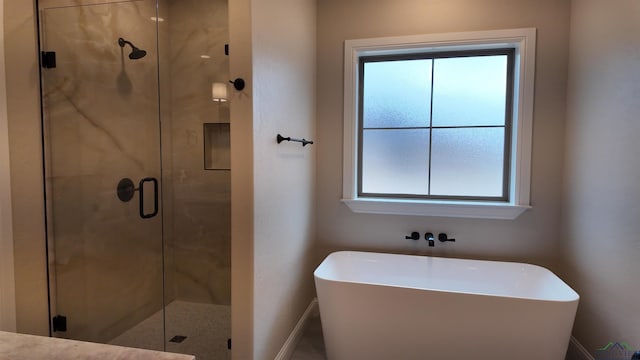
(0, 331, 196, 360)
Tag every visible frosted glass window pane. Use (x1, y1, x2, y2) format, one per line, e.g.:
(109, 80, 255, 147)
(432, 55, 507, 127)
(363, 60, 432, 128)
(362, 129, 429, 194)
(430, 128, 505, 197)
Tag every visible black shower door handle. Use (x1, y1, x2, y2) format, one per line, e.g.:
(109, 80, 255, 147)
(139, 177, 159, 219)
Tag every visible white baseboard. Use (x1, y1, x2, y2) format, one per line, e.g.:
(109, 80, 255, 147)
(566, 336, 594, 360)
(274, 298, 319, 360)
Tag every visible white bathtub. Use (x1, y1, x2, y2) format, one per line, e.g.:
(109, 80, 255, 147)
(314, 251, 579, 360)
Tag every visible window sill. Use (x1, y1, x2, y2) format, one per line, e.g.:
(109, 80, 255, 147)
(341, 197, 530, 220)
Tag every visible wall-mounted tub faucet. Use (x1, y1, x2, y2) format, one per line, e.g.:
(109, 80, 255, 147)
(425, 233, 435, 247)
(438, 233, 456, 243)
(405, 232, 420, 241)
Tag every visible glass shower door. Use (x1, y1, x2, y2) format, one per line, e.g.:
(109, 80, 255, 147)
(39, 0, 165, 350)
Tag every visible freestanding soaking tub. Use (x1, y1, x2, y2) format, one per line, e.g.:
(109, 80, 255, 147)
(314, 251, 579, 360)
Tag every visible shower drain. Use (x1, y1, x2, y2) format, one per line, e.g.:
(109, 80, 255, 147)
(169, 335, 187, 343)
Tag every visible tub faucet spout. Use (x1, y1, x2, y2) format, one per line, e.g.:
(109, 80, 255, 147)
(425, 233, 435, 247)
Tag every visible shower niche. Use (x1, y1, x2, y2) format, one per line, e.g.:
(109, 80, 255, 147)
(204, 123, 231, 171)
(37, 0, 231, 359)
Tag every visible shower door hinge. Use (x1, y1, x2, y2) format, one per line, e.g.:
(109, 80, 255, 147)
(227, 338, 231, 350)
(41, 51, 57, 69)
(52, 315, 67, 332)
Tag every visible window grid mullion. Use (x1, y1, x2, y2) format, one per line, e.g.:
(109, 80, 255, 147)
(427, 58, 435, 196)
(362, 125, 506, 130)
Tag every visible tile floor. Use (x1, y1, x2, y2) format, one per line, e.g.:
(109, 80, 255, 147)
(110, 300, 231, 360)
(291, 314, 327, 360)
(109, 300, 325, 360)
(289, 314, 576, 360)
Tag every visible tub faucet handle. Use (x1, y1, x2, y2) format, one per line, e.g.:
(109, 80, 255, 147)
(425, 233, 435, 247)
(438, 233, 456, 242)
(405, 232, 420, 241)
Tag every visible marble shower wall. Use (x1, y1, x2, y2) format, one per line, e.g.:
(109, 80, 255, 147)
(40, 0, 165, 346)
(166, 0, 231, 306)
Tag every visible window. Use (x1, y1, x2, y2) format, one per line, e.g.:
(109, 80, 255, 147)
(360, 49, 514, 200)
(342, 29, 536, 219)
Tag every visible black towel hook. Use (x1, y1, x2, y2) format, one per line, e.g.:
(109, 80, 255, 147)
(277, 134, 314, 147)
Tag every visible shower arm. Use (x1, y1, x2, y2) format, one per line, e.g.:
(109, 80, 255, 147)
(118, 38, 134, 49)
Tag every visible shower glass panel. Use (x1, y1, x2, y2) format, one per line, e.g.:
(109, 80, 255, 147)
(39, 0, 231, 358)
(161, 1, 231, 358)
(39, 0, 165, 350)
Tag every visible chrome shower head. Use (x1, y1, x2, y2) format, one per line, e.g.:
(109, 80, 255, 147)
(118, 37, 147, 60)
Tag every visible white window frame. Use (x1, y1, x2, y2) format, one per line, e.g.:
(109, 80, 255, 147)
(341, 28, 536, 220)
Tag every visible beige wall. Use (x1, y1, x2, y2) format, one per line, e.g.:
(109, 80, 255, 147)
(4, 0, 49, 336)
(0, 0, 17, 333)
(8, 1, 613, 359)
(251, 0, 317, 358)
(562, 0, 640, 355)
(316, 0, 571, 270)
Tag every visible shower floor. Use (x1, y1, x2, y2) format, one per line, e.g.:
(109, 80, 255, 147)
(110, 300, 230, 360)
